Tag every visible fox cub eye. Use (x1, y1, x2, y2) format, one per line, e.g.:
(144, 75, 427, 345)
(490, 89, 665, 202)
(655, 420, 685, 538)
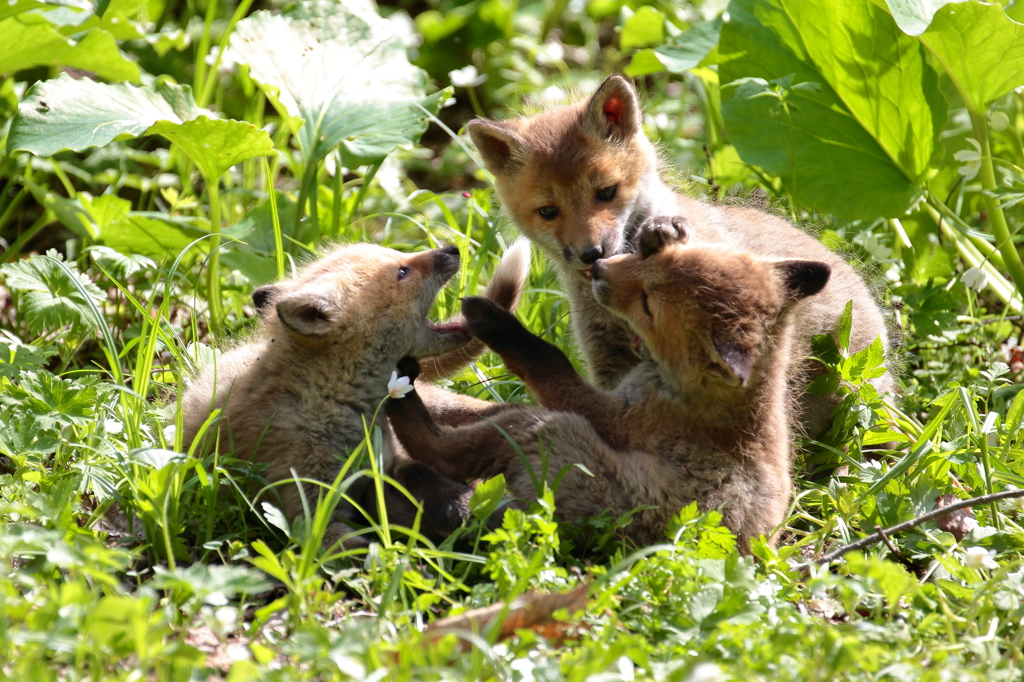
(398, 265, 411, 281)
(641, 291, 652, 317)
(596, 185, 618, 202)
(538, 206, 559, 220)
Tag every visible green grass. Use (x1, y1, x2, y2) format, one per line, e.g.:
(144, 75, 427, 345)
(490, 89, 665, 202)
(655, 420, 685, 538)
(2, 0, 1024, 679)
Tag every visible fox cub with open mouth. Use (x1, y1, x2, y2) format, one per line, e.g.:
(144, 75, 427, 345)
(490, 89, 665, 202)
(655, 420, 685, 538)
(181, 241, 529, 548)
(387, 234, 831, 550)
(468, 75, 892, 438)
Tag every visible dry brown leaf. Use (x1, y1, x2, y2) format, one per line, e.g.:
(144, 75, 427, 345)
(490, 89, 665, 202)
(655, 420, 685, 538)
(935, 493, 977, 541)
(424, 584, 588, 644)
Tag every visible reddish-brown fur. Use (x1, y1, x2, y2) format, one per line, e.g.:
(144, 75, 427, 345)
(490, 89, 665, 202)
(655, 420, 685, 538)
(387, 243, 831, 550)
(468, 75, 894, 438)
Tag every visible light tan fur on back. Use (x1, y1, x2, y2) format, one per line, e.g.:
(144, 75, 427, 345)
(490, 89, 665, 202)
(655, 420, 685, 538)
(386, 243, 832, 550)
(468, 75, 893, 438)
(181, 242, 527, 547)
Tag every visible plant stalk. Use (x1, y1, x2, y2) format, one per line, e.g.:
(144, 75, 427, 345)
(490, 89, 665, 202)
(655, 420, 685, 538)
(207, 179, 224, 336)
(970, 110, 1024, 298)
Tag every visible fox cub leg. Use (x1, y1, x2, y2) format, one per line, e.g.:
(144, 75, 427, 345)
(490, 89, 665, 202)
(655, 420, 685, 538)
(386, 357, 520, 482)
(461, 297, 628, 447)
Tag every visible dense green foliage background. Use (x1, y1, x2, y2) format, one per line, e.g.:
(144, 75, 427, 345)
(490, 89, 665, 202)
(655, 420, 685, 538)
(3, 0, 1024, 679)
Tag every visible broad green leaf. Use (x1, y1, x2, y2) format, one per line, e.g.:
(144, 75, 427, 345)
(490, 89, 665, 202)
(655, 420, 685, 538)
(883, 0, 967, 35)
(720, 0, 943, 219)
(0, 20, 138, 81)
(783, 0, 943, 180)
(226, 0, 447, 166)
(625, 18, 722, 76)
(148, 117, 275, 181)
(68, 194, 207, 263)
(621, 6, 665, 49)
(470, 474, 507, 521)
(0, 249, 105, 335)
(919, 1, 1024, 114)
(8, 74, 207, 156)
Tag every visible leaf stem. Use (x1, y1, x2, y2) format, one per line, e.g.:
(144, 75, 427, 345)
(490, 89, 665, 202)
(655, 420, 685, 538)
(207, 179, 224, 336)
(970, 110, 1024, 298)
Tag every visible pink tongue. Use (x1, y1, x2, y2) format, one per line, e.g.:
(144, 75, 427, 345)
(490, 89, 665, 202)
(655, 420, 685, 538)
(631, 335, 642, 353)
(583, 268, 594, 280)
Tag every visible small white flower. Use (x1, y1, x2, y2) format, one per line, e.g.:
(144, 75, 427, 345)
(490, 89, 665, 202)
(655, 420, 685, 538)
(860, 233, 892, 262)
(989, 111, 1010, 132)
(226, 643, 250, 662)
(1000, 488, 1024, 513)
(687, 663, 726, 682)
(961, 266, 988, 292)
(954, 138, 982, 180)
(387, 371, 413, 399)
(449, 65, 487, 88)
(963, 546, 998, 570)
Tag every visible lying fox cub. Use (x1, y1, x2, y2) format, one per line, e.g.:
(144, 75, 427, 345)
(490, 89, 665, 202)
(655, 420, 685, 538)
(181, 241, 528, 548)
(387, 237, 830, 550)
(469, 75, 892, 438)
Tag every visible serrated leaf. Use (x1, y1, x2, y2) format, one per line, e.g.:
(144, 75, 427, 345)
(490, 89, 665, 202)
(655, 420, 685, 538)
(883, 0, 967, 35)
(470, 474, 507, 521)
(261, 502, 291, 535)
(0, 250, 105, 335)
(0, 371, 99, 430)
(226, 0, 446, 166)
(0, 337, 56, 380)
(720, 0, 944, 219)
(621, 5, 665, 49)
(129, 447, 183, 469)
(148, 117, 275, 181)
(8, 74, 208, 157)
(86, 245, 157, 279)
(0, 20, 138, 81)
(919, 1, 1024, 113)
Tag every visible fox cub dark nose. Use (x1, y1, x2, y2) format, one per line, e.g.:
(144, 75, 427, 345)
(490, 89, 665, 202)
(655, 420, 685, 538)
(590, 260, 605, 279)
(440, 245, 460, 257)
(580, 245, 604, 264)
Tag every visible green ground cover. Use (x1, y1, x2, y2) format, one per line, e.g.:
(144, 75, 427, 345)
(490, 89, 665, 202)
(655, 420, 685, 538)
(2, 0, 1024, 679)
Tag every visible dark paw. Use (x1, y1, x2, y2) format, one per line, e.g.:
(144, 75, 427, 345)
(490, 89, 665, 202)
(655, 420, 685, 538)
(461, 296, 521, 346)
(395, 356, 421, 383)
(638, 215, 689, 258)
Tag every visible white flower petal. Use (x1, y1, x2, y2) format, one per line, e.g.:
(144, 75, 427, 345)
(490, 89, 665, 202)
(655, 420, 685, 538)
(989, 111, 1009, 132)
(961, 266, 987, 292)
(963, 546, 998, 570)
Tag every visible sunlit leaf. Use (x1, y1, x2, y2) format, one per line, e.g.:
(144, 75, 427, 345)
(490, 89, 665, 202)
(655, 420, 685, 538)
(0, 20, 138, 81)
(225, 0, 447, 166)
(919, 1, 1024, 113)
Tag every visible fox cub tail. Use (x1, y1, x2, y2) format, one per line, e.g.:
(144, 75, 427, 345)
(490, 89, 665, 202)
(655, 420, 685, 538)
(419, 238, 531, 380)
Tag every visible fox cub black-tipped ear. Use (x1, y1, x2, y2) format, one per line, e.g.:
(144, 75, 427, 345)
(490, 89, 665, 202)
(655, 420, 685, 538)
(252, 284, 278, 317)
(775, 260, 831, 300)
(467, 120, 529, 176)
(583, 74, 642, 143)
(276, 290, 338, 336)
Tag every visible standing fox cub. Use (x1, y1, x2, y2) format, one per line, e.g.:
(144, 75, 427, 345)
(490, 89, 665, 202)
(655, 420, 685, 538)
(468, 75, 893, 437)
(181, 241, 529, 547)
(387, 240, 831, 549)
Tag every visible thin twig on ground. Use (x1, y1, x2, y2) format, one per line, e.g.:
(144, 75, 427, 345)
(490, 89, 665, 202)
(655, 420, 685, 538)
(817, 488, 1024, 565)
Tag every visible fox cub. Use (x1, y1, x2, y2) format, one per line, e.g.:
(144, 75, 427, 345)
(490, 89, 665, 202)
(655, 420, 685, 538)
(386, 239, 831, 549)
(181, 241, 528, 547)
(468, 75, 892, 437)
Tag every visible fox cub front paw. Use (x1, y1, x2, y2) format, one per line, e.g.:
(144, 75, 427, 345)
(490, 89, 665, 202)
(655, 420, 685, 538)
(395, 356, 421, 383)
(637, 216, 690, 258)
(461, 296, 523, 348)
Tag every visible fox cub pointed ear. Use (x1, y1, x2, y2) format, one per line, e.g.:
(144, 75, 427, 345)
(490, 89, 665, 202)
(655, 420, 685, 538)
(775, 260, 831, 300)
(583, 74, 642, 143)
(252, 284, 278, 317)
(467, 120, 528, 176)
(276, 290, 338, 336)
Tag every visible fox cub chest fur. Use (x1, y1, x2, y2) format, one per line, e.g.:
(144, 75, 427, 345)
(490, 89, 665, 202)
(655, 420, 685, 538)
(468, 74, 892, 437)
(387, 242, 831, 549)
(181, 243, 483, 546)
